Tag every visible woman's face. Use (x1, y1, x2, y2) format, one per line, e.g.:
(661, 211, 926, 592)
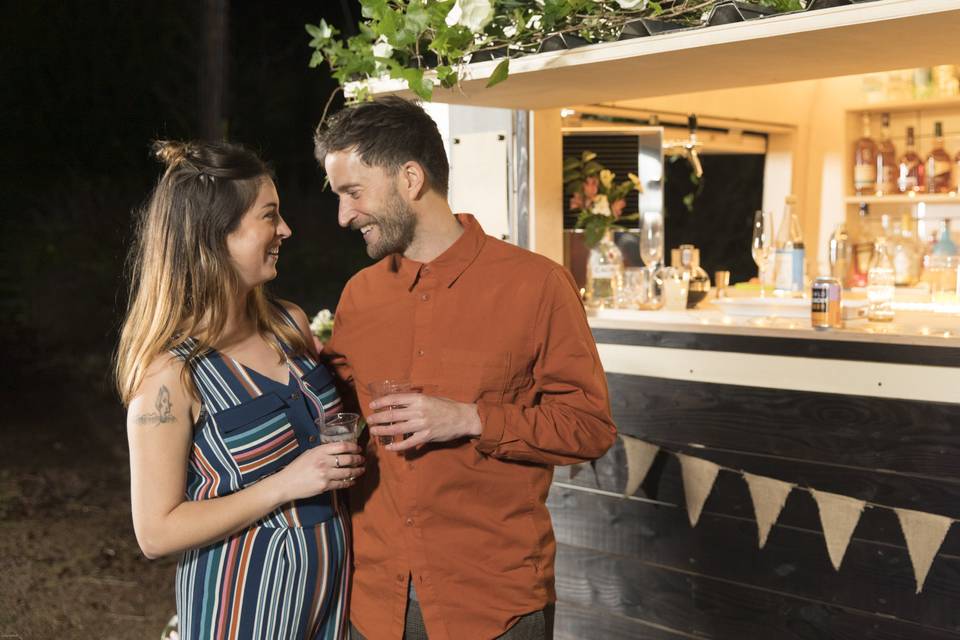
(226, 178, 291, 290)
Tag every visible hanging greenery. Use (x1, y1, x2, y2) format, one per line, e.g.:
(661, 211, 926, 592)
(307, 0, 804, 105)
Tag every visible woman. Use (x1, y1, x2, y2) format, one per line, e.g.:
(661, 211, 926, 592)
(115, 140, 362, 639)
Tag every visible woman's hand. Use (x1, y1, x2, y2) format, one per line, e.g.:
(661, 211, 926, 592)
(274, 441, 365, 502)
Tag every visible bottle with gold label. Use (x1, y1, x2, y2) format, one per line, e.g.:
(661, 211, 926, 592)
(875, 113, 897, 195)
(897, 127, 924, 193)
(925, 122, 953, 193)
(853, 114, 878, 196)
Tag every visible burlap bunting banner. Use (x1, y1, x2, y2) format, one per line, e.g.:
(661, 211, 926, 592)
(620, 435, 659, 497)
(895, 507, 953, 594)
(677, 453, 720, 527)
(811, 490, 865, 571)
(615, 439, 956, 593)
(743, 473, 794, 549)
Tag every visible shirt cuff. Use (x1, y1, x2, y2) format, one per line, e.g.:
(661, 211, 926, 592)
(474, 400, 506, 454)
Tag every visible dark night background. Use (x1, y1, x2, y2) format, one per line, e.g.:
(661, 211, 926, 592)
(1, 2, 365, 636)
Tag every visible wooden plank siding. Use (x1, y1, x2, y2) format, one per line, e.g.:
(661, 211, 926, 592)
(548, 331, 960, 639)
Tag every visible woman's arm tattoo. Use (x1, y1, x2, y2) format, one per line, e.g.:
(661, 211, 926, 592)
(135, 386, 176, 426)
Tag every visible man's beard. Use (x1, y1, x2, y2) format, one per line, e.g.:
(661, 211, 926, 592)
(366, 189, 416, 260)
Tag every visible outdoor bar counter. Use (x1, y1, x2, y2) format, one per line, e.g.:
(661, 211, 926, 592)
(546, 305, 960, 639)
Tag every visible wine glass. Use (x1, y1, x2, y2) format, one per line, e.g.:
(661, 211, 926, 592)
(640, 211, 664, 267)
(752, 210, 774, 299)
(640, 211, 664, 305)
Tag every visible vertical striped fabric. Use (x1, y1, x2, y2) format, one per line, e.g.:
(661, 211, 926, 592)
(169, 311, 350, 639)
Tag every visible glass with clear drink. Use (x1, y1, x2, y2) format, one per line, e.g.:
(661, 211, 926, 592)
(316, 412, 360, 444)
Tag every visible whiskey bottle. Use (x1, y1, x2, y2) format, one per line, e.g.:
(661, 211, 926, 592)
(897, 126, 924, 193)
(875, 113, 897, 195)
(925, 122, 952, 193)
(853, 114, 878, 196)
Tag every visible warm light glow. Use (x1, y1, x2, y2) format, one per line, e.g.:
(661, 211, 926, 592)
(561, 108, 576, 118)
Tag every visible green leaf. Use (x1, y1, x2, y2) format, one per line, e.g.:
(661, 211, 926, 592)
(486, 59, 510, 88)
(682, 193, 695, 212)
(401, 67, 433, 101)
(563, 156, 581, 170)
(648, 1, 663, 16)
(581, 151, 597, 162)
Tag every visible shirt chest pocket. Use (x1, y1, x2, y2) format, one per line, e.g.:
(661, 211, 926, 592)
(214, 393, 301, 485)
(439, 348, 511, 403)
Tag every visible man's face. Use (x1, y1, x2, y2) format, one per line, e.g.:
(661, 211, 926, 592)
(325, 149, 417, 260)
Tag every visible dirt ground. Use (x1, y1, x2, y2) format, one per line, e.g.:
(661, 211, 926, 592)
(1, 381, 177, 639)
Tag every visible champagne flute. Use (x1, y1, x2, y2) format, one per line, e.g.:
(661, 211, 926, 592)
(752, 210, 774, 299)
(640, 211, 664, 304)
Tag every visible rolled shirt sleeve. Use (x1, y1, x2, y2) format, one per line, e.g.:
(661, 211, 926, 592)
(475, 267, 617, 465)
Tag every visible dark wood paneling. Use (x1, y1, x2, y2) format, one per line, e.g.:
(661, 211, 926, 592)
(548, 487, 960, 630)
(607, 373, 960, 478)
(558, 441, 960, 555)
(555, 601, 694, 640)
(592, 328, 960, 367)
(555, 542, 960, 640)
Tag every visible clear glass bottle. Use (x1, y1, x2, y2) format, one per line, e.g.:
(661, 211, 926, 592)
(925, 122, 953, 194)
(867, 239, 895, 322)
(897, 126, 924, 193)
(876, 113, 897, 195)
(774, 195, 804, 296)
(586, 229, 624, 309)
(932, 219, 958, 257)
(853, 114, 878, 196)
(851, 202, 874, 288)
(890, 216, 919, 287)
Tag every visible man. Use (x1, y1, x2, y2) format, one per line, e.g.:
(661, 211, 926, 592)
(315, 97, 616, 640)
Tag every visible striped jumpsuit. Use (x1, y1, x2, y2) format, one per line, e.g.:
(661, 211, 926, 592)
(169, 324, 350, 639)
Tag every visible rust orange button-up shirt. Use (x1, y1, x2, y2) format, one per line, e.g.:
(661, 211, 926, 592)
(324, 214, 616, 640)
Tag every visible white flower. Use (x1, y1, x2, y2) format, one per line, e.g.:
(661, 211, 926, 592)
(310, 309, 334, 336)
(372, 36, 393, 59)
(616, 0, 646, 9)
(447, 0, 494, 33)
(445, 2, 462, 27)
(599, 169, 614, 190)
(591, 194, 612, 217)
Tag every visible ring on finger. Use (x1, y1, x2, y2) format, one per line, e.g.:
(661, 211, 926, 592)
(335, 455, 341, 468)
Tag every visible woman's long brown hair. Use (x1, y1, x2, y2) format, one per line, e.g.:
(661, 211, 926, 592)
(115, 140, 307, 406)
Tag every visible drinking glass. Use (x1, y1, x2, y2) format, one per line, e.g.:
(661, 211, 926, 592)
(751, 210, 774, 298)
(662, 267, 690, 311)
(316, 413, 360, 444)
(617, 267, 649, 309)
(366, 380, 434, 445)
(640, 211, 665, 305)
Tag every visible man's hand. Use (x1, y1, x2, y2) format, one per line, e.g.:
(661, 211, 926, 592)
(367, 393, 482, 452)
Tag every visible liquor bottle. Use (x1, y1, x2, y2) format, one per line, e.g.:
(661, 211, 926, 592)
(890, 215, 919, 287)
(932, 219, 958, 257)
(867, 238, 895, 322)
(828, 223, 853, 288)
(851, 202, 874, 288)
(853, 114, 878, 196)
(774, 195, 805, 296)
(955, 147, 960, 191)
(586, 229, 625, 309)
(897, 127, 924, 193)
(875, 113, 897, 195)
(925, 122, 952, 193)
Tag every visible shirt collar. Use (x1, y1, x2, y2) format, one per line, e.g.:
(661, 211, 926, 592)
(389, 214, 486, 291)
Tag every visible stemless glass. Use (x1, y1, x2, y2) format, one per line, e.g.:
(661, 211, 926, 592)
(640, 211, 665, 306)
(752, 210, 774, 298)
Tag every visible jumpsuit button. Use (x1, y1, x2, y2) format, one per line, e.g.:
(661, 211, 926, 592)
(308, 435, 317, 443)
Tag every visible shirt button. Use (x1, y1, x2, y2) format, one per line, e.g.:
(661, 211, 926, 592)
(396, 574, 405, 583)
(421, 293, 430, 302)
(290, 392, 300, 401)
(405, 517, 414, 527)
(422, 266, 430, 275)
(308, 435, 317, 443)
(408, 463, 415, 471)
(417, 349, 425, 357)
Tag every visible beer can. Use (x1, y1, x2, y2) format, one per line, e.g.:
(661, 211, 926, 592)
(811, 277, 842, 330)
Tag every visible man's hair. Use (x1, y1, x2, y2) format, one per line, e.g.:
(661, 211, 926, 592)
(314, 96, 449, 197)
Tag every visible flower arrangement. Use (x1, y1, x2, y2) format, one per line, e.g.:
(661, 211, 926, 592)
(564, 151, 642, 247)
(309, 309, 335, 344)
